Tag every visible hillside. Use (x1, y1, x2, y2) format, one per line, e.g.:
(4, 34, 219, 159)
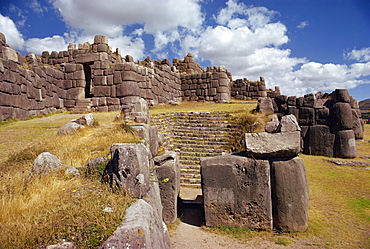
(360, 99, 370, 120)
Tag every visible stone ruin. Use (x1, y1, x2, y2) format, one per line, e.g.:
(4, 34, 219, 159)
(201, 115, 309, 232)
(0, 32, 279, 120)
(258, 89, 364, 158)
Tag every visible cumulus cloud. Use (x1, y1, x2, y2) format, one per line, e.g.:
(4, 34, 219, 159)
(0, 14, 25, 50)
(345, 47, 370, 62)
(24, 35, 68, 54)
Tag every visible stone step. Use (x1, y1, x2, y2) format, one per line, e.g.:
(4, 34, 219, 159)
(180, 183, 201, 188)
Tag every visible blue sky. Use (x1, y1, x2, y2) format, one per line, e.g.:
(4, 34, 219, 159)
(1, 0, 369, 101)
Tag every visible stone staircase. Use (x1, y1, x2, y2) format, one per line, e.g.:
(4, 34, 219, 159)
(72, 99, 92, 114)
(151, 112, 241, 187)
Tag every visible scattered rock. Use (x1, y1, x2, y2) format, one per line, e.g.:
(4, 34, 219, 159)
(57, 122, 84, 135)
(45, 241, 77, 249)
(31, 152, 66, 176)
(73, 113, 94, 126)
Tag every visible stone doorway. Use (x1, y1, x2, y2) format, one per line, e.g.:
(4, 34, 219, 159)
(83, 63, 93, 98)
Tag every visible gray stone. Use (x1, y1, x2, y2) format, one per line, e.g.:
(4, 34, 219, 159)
(332, 102, 353, 131)
(57, 122, 84, 135)
(149, 126, 160, 157)
(334, 130, 357, 158)
(65, 166, 80, 176)
(31, 152, 66, 176)
(73, 113, 94, 126)
(245, 131, 300, 158)
(277, 114, 300, 132)
(46, 241, 77, 249)
(333, 89, 351, 103)
(100, 199, 171, 249)
(257, 97, 274, 114)
(304, 125, 335, 157)
(201, 155, 272, 230)
(298, 107, 315, 126)
(105, 143, 151, 198)
(265, 121, 279, 133)
(270, 157, 309, 232)
(154, 151, 180, 223)
(352, 109, 364, 140)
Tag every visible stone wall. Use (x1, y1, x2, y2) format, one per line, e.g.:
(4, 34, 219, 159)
(258, 89, 364, 158)
(231, 77, 281, 100)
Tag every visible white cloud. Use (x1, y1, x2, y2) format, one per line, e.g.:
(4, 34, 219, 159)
(109, 36, 145, 60)
(24, 35, 68, 54)
(345, 47, 370, 62)
(0, 14, 25, 50)
(297, 21, 309, 29)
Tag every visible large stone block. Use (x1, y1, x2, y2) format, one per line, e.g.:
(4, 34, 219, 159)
(352, 109, 364, 140)
(245, 131, 300, 158)
(277, 114, 300, 132)
(334, 130, 357, 158)
(271, 157, 309, 232)
(66, 87, 84, 100)
(100, 199, 171, 249)
(201, 155, 272, 230)
(105, 143, 151, 198)
(304, 125, 335, 157)
(257, 97, 274, 114)
(154, 151, 180, 224)
(332, 102, 353, 131)
(333, 89, 351, 103)
(298, 107, 315, 126)
(116, 81, 140, 97)
(316, 107, 330, 125)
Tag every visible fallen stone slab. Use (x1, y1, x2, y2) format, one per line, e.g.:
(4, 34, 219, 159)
(245, 131, 300, 158)
(201, 154, 272, 230)
(56, 122, 84, 135)
(100, 199, 171, 249)
(325, 159, 370, 167)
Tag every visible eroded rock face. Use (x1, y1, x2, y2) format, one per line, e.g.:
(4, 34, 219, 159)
(154, 151, 180, 224)
(201, 155, 272, 230)
(104, 143, 151, 198)
(99, 199, 171, 249)
(245, 131, 300, 158)
(270, 157, 309, 232)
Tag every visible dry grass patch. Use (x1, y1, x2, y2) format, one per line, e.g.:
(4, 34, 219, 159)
(0, 111, 139, 248)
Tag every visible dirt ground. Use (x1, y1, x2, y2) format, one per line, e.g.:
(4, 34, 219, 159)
(171, 187, 324, 249)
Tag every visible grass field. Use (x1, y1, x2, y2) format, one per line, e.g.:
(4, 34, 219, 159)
(0, 100, 369, 248)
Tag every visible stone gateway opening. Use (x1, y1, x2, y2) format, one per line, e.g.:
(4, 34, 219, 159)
(83, 63, 93, 98)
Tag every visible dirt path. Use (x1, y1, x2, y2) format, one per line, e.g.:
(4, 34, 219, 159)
(171, 187, 324, 249)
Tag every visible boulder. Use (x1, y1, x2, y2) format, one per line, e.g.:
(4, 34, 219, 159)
(30, 152, 66, 176)
(332, 102, 353, 131)
(270, 157, 309, 232)
(100, 199, 171, 249)
(265, 121, 279, 133)
(57, 122, 84, 135)
(73, 113, 94, 126)
(333, 89, 351, 103)
(277, 114, 300, 132)
(105, 143, 151, 198)
(154, 151, 180, 223)
(352, 109, 364, 140)
(304, 125, 335, 157)
(334, 130, 357, 158)
(201, 155, 272, 230)
(257, 97, 274, 114)
(46, 241, 77, 249)
(245, 131, 300, 158)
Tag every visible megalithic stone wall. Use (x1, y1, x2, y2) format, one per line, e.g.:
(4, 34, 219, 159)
(258, 89, 364, 159)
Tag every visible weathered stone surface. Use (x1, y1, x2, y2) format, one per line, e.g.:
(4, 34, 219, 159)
(116, 81, 140, 97)
(105, 143, 151, 198)
(258, 97, 274, 114)
(73, 113, 94, 126)
(154, 151, 180, 224)
(277, 114, 300, 132)
(333, 89, 351, 103)
(270, 157, 309, 232)
(352, 109, 364, 140)
(304, 125, 335, 157)
(31, 152, 66, 176)
(57, 122, 84, 135)
(265, 121, 279, 133)
(245, 131, 300, 158)
(65, 166, 80, 176)
(332, 102, 353, 131)
(298, 107, 315, 126)
(316, 107, 330, 125)
(334, 130, 357, 158)
(46, 241, 77, 249)
(100, 199, 171, 249)
(201, 155, 272, 230)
